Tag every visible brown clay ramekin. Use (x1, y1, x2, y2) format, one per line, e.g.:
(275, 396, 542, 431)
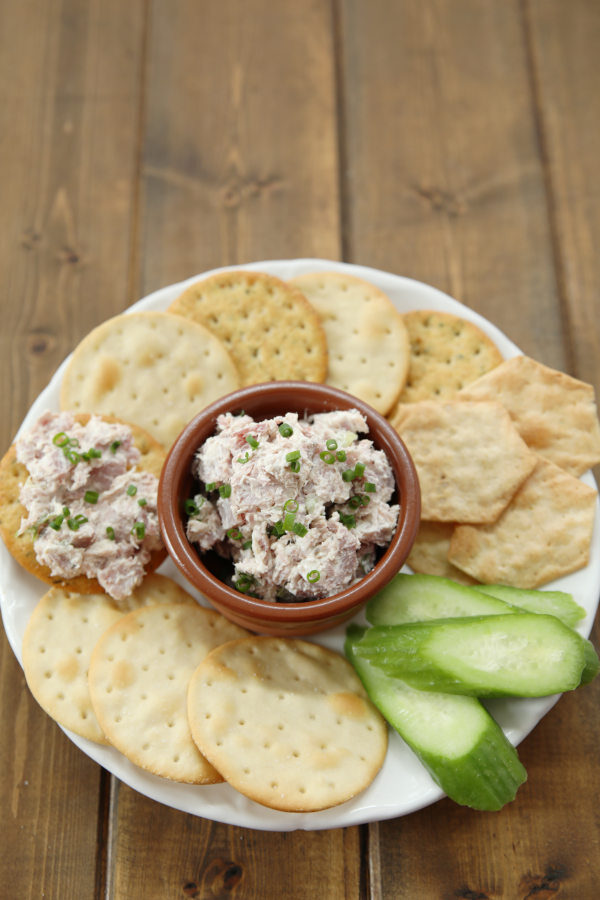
(157, 381, 420, 636)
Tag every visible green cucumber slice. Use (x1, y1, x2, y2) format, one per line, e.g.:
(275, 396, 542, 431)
(366, 573, 522, 625)
(355, 614, 592, 697)
(366, 573, 585, 629)
(345, 625, 527, 811)
(476, 583, 585, 628)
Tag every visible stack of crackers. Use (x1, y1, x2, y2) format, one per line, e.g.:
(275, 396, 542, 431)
(22, 574, 387, 813)
(389, 318, 600, 589)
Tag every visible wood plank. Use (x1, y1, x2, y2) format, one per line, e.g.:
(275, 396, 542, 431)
(0, 0, 146, 896)
(138, 0, 341, 295)
(525, 0, 600, 426)
(339, 0, 600, 896)
(109, 2, 358, 896)
(111, 785, 361, 899)
(339, 0, 566, 368)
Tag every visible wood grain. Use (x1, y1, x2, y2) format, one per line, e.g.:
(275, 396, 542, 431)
(0, 1, 146, 897)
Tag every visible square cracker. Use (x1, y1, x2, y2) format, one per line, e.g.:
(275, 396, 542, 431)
(448, 457, 597, 588)
(391, 400, 537, 523)
(458, 355, 600, 476)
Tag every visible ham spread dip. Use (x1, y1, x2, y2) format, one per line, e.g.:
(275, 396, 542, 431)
(186, 409, 399, 601)
(16, 411, 162, 600)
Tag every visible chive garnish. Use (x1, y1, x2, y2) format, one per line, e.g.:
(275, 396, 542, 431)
(342, 469, 355, 482)
(269, 520, 285, 538)
(65, 448, 80, 464)
(242, 539, 252, 550)
(319, 451, 335, 464)
(84, 490, 99, 504)
(289, 459, 301, 473)
(67, 514, 88, 531)
(184, 497, 203, 515)
(237, 451, 251, 464)
(283, 499, 299, 512)
(52, 432, 69, 447)
(354, 462, 365, 478)
(292, 522, 308, 537)
(326, 439, 338, 451)
(205, 482, 216, 492)
(110, 440, 121, 454)
(278, 422, 293, 438)
(137, 498, 147, 507)
(49, 515, 64, 531)
(245, 435, 259, 449)
(283, 512, 296, 532)
(235, 573, 255, 593)
(339, 512, 356, 529)
(336, 450, 346, 462)
(348, 495, 363, 509)
(219, 484, 231, 498)
(106, 526, 115, 540)
(131, 521, 145, 540)
(306, 570, 320, 583)
(364, 482, 376, 492)
(227, 527, 242, 541)
(126, 484, 137, 496)
(285, 450, 300, 462)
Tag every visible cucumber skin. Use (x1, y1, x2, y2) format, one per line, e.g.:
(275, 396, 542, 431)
(365, 573, 598, 685)
(345, 625, 527, 811)
(367, 573, 585, 629)
(356, 615, 591, 697)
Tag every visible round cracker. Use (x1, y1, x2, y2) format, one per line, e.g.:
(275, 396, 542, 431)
(21, 576, 197, 744)
(389, 309, 503, 414)
(169, 270, 328, 386)
(88, 604, 249, 783)
(187, 636, 388, 812)
(60, 311, 240, 446)
(290, 272, 409, 414)
(0, 413, 166, 594)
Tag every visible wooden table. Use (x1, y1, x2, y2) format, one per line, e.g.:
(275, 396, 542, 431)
(1, 1, 599, 897)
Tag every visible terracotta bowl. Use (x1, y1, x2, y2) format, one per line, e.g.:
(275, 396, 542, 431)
(157, 381, 420, 636)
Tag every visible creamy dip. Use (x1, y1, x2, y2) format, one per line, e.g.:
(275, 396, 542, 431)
(17, 411, 162, 600)
(186, 409, 399, 601)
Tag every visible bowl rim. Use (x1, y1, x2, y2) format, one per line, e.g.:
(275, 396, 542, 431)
(157, 381, 421, 624)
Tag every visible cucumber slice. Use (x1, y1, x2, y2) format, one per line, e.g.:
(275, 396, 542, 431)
(345, 625, 527, 811)
(476, 583, 585, 629)
(355, 614, 592, 697)
(366, 573, 585, 629)
(366, 573, 522, 625)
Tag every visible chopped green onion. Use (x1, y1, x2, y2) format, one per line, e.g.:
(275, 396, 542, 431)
(227, 527, 242, 541)
(235, 573, 255, 593)
(354, 462, 365, 478)
(67, 514, 88, 531)
(84, 490, 99, 504)
(62, 506, 71, 517)
(278, 422, 293, 438)
(269, 520, 285, 538)
(339, 512, 356, 529)
(283, 499, 299, 512)
(106, 526, 115, 540)
(183, 497, 204, 516)
(138, 498, 147, 507)
(49, 515, 64, 531)
(342, 468, 355, 482)
(364, 482, 376, 492)
(219, 483, 231, 498)
(242, 539, 252, 550)
(306, 569, 320, 583)
(335, 450, 347, 462)
(245, 435, 259, 449)
(319, 451, 335, 464)
(131, 521, 146, 540)
(237, 451, 251, 464)
(348, 495, 363, 509)
(65, 448, 80, 464)
(283, 512, 296, 532)
(205, 482, 216, 492)
(326, 439, 338, 451)
(52, 432, 70, 447)
(292, 522, 308, 537)
(110, 440, 121, 454)
(126, 484, 137, 496)
(359, 494, 370, 506)
(82, 447, 102, 460)
(285, 450, 300, 462)
(69, 437, 80, 447)
(289, 459, 301, 473)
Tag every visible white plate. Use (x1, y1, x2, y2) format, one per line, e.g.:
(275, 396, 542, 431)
(1, 259, 599, 832)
